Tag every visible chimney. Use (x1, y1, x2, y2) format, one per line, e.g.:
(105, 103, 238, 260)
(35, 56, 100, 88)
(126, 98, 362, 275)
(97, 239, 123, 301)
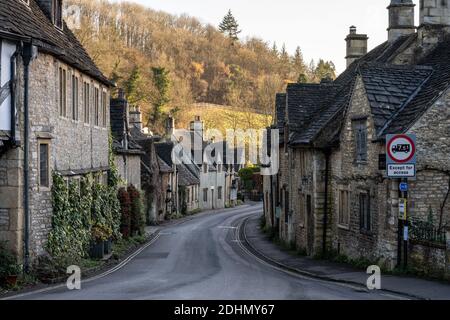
(190, 116, 204, 165)
(345, 26, 368, 68)
(129, 105, 143, 131)
(165, 117, 175, 139)
(420, 0, 450, 27)
(418, 0, 450, 50)
(388, 0, 416, 42)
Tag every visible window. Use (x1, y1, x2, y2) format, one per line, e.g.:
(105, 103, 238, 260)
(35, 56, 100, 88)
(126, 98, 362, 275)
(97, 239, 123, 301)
(102, 91, 108, 127)
(284, 190, 289, 223)
(339, 190, 350, 227)
(83, 82, 90, 124)
(59, 67, 67, 117)
(203, 164, 208, 174)
(359, 192, 371, 231)
(353, 120, 367, 162)
(203, 188, 208, 202)
(218, 186, 222, 200)
(94, 87, 100, 126)
(39, 142, 50, 188)
(72, 75, 79, 121)
(53, 0, 63, 29)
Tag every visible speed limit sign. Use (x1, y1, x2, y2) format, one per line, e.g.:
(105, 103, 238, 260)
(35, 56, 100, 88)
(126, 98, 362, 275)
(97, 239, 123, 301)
(386, 134, 416, 178)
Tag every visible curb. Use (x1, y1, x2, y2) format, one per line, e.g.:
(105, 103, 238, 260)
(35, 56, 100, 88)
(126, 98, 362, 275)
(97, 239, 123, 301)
(240, 216, 427, 301)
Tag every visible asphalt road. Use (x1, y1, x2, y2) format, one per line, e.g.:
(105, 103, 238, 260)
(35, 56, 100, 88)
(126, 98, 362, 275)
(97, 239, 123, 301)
(8, 204, 406, 300)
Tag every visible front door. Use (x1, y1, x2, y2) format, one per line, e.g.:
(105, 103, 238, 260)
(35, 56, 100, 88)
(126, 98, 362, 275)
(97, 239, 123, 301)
(306, 195, 314, 255)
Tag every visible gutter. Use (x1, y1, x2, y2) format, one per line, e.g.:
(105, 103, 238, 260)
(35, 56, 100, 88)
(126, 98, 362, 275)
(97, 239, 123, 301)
(10, 50, 19, 145)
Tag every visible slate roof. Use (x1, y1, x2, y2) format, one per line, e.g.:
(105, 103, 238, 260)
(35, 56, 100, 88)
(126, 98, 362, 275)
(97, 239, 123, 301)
(155, 142, 174, 167)
(360, 63, 433, 134)
(0, 0, 111, 85)
(110, 97, 142, 154)
(286, 34, 429, 147)
(178, 164, 200, 186)
(275, 93, 286, 129)
(381, 36, 450, 135)
(157, 156, 173, 173)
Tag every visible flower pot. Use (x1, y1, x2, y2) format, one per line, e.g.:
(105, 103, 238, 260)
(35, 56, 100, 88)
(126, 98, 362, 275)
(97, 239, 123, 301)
(5, 275, 18, 287)
(89, 241, 105, 260)
(103, 239, 112, 255)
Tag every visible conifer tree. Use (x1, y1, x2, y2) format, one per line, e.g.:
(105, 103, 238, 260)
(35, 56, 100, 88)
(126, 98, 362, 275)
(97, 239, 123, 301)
(219, 10, 241, 41)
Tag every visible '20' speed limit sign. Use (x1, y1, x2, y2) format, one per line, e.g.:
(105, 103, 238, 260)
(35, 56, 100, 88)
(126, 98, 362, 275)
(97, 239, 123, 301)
(386, 134, 416, 178)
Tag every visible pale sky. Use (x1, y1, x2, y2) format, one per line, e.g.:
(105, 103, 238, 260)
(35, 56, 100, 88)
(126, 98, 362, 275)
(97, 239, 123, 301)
(112, 0, 421, 74)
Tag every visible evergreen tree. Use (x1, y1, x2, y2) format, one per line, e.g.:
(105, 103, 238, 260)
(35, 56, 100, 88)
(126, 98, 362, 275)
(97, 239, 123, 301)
(292, 46, 307, 81)
(150, 67, 170, 129)
(125, 66, 143, 105)
(314, 59, 336, 82)
(218, 10, 241, 41)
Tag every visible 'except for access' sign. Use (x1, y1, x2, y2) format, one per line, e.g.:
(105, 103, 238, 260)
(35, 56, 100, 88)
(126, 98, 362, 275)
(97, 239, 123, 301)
(386, 134, 417, 178)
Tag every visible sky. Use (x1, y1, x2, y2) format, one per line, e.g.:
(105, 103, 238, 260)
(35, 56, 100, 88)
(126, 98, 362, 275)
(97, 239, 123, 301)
(111, 0, 421, 74)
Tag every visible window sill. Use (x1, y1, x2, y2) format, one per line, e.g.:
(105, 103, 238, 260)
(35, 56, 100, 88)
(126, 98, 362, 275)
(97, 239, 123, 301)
(338, 224, 350, 231)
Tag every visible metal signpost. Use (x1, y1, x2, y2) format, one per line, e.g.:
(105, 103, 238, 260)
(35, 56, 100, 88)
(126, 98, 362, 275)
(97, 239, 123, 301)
(386, 134, 416, 269)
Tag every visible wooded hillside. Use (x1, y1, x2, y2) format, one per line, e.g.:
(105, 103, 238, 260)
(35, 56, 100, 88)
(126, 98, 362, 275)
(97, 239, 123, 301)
(66, 0, 336, 133)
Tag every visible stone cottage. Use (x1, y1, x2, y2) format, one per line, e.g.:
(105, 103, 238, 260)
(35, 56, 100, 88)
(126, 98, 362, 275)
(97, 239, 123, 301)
(110, 91, 143, 189)
(265, 0, 450, 275)
(0, 0, 112, 267)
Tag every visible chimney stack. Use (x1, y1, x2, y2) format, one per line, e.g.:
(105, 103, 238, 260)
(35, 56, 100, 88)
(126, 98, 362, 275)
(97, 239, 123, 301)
(387, 0, 416, 42)
(165, 117, 175, 139)
(420, 0, 450, 27)
(129, 105, 143, 131)
(345, 26, 368, 68)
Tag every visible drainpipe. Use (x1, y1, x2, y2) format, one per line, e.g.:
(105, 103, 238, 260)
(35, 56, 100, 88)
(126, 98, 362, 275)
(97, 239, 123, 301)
(322, 149, 331, 256)
(10, 50, 19, 145)
(22, 43, 33, 273)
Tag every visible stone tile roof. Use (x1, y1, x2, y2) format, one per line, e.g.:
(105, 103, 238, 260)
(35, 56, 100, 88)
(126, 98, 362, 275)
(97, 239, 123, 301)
(381, 36, 450, 135)
(287, 35, 419, 147)
(360, 63, 433, 134)
(0, 0, 111, 85)
(178, 164, 200, 186)
(155, 142, 174, 167)
(157, 156, 173, 173)
(110, 97, 142, 154)
(275, 93, 286, 129)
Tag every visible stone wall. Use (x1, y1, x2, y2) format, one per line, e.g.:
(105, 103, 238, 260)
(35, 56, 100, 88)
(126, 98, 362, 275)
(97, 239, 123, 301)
(115, 154, 141, 190)
(0, 51, 111, 259)
(328, 76, 397, 266)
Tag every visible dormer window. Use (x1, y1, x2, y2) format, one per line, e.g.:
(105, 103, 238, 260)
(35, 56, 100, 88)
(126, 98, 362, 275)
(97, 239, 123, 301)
(53, 0, 63, 29)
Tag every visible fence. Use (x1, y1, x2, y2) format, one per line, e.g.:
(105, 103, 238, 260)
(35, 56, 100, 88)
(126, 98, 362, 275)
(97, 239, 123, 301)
(409, 218, 447, 246)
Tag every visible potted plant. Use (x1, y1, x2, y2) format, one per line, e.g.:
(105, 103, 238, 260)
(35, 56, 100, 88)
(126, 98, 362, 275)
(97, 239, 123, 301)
(90, 225, 107, 259)
(103, 225, 113, 255)
(0, 241, 20, 288)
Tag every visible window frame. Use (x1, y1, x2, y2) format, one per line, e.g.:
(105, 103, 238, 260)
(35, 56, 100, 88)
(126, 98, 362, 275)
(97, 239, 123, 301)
(83, 81, 90, 124)
(94, 86, 100, 127)
(338, 188, 351, 229)
(353, 119, 368, 163)
(59, 67, 67, 118)
(203, 188, 208, 202)
(218, 186, 223, 200)
(71, 73, 79, 121)
(359, 191, 371, 232)
(53, 0, 63, 30)
(38, 140, 51, 190)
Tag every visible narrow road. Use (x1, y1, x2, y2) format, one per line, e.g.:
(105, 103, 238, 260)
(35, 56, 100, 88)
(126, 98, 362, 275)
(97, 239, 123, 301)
(8, 204, 405, 300)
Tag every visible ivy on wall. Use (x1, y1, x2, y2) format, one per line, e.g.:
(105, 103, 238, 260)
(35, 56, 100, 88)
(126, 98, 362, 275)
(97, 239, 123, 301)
(46, 134, 122, 261)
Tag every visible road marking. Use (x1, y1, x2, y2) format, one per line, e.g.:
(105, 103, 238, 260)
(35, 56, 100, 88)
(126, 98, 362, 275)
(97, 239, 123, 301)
(2, 233, 161, 300)
(233, 215, 411, 301)
(217, 226, 238, 229)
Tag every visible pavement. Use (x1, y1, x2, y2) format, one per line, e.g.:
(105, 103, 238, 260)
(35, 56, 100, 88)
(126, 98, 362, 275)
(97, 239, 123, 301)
(1, 203, 431, 300)
(243, 213, 450, 300)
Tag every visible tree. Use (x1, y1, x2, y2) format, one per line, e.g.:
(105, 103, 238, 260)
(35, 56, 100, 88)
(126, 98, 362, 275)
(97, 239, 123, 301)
(218, 10, 241, 41)
(150, 67, 171, 131)
(125, 66, 144, 105)
(314, 59, 336, 82)
(292, 46, 307, 82)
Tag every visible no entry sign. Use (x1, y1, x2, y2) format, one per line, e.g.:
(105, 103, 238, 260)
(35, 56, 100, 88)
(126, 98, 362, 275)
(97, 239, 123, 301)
(386, 134, 416, 178)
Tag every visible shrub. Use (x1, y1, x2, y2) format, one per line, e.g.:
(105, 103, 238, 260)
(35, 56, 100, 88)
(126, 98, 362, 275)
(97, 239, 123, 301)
(118, 188, 131, 239)
(0, 242, 20, 282)
(128, 185, 145, 236)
